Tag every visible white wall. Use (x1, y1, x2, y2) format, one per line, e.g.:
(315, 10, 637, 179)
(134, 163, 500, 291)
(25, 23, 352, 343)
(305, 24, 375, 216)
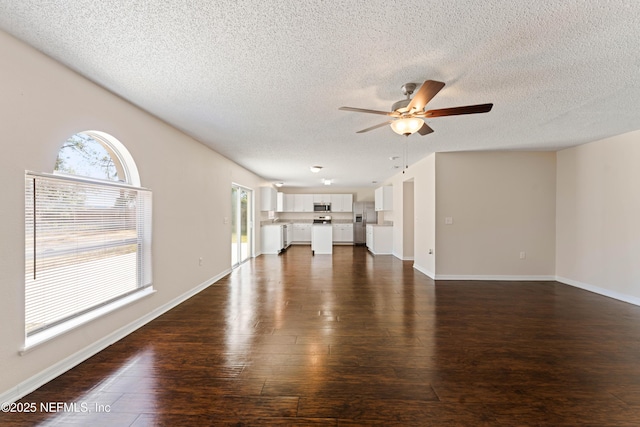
(402, 181, 415, 259)
(556, 130, 640, 303)
(386, 154, 436, 277)
(385, 152, 555, 280)
(0, 31, 266, 399)
(435, 152, 557, 279)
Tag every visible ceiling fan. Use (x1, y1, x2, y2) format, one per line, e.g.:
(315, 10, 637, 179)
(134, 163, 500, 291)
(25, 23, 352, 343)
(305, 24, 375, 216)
(339, 80, 493, 136)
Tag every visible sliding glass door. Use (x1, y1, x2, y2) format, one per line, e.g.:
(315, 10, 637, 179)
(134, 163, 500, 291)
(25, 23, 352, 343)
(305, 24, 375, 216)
(231, 184, 252, 268)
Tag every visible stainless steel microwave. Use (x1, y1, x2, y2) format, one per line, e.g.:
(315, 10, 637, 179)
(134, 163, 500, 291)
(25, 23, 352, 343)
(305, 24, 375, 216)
(313, 203, 331, 212)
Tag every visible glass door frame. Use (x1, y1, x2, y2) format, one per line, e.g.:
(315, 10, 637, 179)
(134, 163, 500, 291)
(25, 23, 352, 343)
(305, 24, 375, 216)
(231, 183, 253, 268)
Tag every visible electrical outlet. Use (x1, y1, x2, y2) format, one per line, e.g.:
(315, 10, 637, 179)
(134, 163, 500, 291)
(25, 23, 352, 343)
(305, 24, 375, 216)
(199, 257, 203, 266)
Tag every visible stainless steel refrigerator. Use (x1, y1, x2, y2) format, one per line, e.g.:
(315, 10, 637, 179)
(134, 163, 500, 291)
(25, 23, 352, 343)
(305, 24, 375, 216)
(353, 201, 377, 245)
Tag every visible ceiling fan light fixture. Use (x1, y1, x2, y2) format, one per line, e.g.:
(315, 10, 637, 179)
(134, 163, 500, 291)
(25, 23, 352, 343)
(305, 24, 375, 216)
(310, 165, 323, 173)
(390, 118, 424, 136)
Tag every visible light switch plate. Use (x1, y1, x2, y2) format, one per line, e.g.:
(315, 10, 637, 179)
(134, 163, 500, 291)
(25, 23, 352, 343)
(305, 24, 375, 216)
(445, 217, 453, 225)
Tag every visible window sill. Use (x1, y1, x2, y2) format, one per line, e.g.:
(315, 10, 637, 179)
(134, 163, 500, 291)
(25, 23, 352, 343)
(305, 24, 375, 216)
(20, 287, 155, 355)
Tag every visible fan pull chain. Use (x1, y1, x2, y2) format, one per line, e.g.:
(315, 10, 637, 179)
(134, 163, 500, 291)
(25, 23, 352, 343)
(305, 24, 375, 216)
(403, 139, 408, 173)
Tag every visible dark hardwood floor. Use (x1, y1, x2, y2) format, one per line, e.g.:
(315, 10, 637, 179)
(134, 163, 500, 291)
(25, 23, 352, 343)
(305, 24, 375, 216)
(4, 245, 640, 426)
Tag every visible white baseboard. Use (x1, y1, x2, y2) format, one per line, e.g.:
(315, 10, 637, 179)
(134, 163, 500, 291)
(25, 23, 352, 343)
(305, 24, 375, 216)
(368, 250, 392, 255)
(409, 272, 640, 307)
(556, 276, 640, 307)
(413, 263, 436, 280)
(0, 269, 231, 405)
(392, 251, 414, 261)
(434, 274, 556, 281)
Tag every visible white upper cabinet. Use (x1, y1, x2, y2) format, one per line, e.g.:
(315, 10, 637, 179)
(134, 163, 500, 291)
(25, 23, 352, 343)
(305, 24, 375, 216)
(260, 187, 277, 211)
(276, 192, 294, 212)
(313, 193, 331, 204)
(330, 194, 353, 212)
(284, 193, 295, 212)
(276, 193, 353, 212)
(374, 186, 393, 211)
(276, 192, 284, 212)
(294, 194, 314, 212)
(345, 194, 353, 211)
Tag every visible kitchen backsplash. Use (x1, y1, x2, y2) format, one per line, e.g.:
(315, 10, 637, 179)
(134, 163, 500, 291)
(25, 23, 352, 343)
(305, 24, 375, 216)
(260, 211, 353, 225)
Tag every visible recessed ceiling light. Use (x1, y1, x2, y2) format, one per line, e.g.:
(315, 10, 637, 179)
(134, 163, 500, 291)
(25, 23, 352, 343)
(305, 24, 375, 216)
(323, 178, 332, 186)
(389, 156, 400, 160)
(310, 166, 323, 173)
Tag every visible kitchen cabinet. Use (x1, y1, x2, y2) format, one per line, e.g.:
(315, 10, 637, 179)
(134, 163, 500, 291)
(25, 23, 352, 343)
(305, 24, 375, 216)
(365, 224, 392, 254)
(277, 193, 296, 212)
(294, 194, 314, 212)
(344, 194, 354, 212)
(275, 193, 354, 212)
(292, 223, 312, 242)
(283, 194, 295, 212)
(260, 187, 277, 211)
(276, 192, 283, 212)
(284, 224, 292, 247)
(332, 223, 353, 243)
(312, 225, 333, 254)
(261, 224, 284, 254)
(313, 194, 331, 204)
(374, 186, 393, 211)
(330, 194, 353, 212)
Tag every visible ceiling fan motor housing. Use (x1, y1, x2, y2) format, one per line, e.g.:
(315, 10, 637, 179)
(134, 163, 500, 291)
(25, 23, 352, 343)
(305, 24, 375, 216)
(401, 83, 417, 96)
(391, 98, 412, 113)
(392, 83, 418, 113)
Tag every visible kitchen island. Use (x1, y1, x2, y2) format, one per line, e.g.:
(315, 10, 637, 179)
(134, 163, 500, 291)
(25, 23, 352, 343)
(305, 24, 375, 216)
(365, 224, 393, 255)
(311, 224, 333, 254)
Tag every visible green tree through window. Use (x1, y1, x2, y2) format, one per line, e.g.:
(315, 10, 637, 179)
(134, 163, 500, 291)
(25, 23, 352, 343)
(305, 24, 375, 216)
(55, 133, 119, 181)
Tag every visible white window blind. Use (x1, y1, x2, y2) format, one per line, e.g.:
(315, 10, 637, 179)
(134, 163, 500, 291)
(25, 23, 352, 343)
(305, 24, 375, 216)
(25, 171, 152, 336)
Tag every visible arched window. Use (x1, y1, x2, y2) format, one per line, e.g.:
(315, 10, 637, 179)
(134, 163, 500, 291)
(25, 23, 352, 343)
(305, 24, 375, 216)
(24, 131, 152, 350)
(53, 130, 141, 186)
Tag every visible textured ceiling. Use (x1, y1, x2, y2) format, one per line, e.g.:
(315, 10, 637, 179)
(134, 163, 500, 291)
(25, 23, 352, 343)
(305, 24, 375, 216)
(1, 1, 640, 188)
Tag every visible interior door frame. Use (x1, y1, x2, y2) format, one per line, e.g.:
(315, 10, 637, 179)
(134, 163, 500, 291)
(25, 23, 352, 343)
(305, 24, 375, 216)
(231, 183, 254, 268)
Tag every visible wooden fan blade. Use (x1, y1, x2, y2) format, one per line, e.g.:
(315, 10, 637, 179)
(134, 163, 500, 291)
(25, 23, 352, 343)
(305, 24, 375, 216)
(423, 103, 493, 118)
(339, 106, 396, 116)
(407, 80, 446, 112)
(356, 121, 393, 133)
(417, 122, 434, 136)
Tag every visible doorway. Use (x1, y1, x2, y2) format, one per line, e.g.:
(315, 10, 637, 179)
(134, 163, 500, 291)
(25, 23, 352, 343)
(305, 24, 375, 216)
(403, 179, 415, 260)
(231, 184, 253, 268)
